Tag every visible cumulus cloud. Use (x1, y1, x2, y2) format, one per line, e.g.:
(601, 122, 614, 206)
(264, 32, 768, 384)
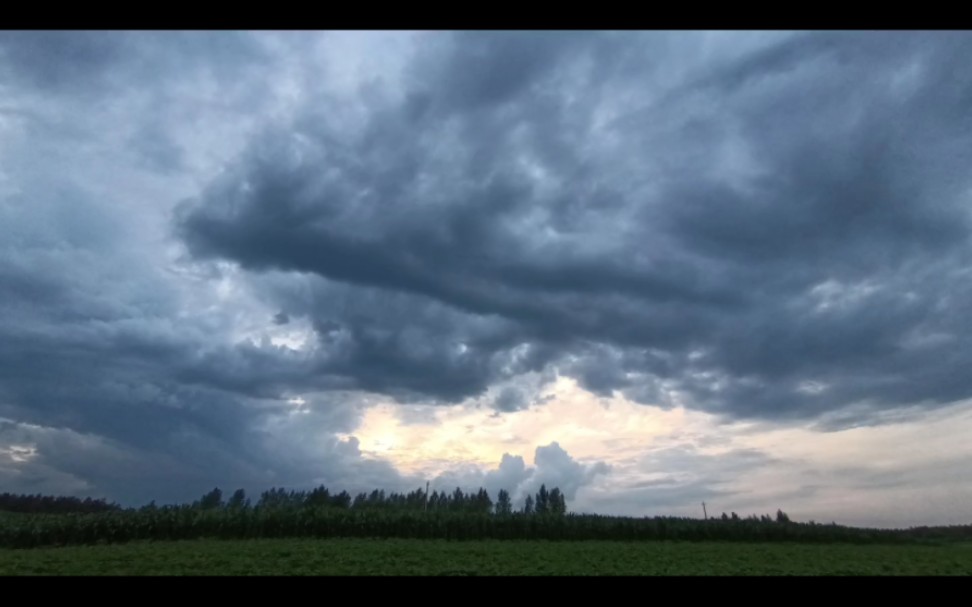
(434, 442, 609, 506)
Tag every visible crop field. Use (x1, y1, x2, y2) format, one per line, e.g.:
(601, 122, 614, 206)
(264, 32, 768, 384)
(2, 538, 971, 575)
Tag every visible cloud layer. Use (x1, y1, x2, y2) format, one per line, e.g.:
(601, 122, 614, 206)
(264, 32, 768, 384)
(178, 31, 972, 421)
(3, 31, 972, 523)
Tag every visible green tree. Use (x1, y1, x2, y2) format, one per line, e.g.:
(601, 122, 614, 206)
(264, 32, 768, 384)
(535, 484, 549, 515)
(495, 489, 512, 515)
(472, 488, 492, 514)
(368, 489, 386, 508)
(198, 487, 223, 510)
(227, 489, 248, 509)
(523, 494, 534, 515)
(331, 491, 351, 509)
(548, 487, 566, 515)
(305, 486, 331, 508)
(451, 487, 466, 512)
(258, 487, 293, 509)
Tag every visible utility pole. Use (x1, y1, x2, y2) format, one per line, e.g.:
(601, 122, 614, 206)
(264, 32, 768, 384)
(702, 501, 708, 520)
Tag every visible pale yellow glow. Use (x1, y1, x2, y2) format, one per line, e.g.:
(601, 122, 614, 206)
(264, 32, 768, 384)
(351, 375, 714, 477)
(346, 376, 972, 527)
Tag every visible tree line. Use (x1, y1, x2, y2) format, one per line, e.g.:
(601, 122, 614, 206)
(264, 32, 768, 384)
(0, 493, 121, 515)
(0, 507, 925, 550)
(2, 486, 969, 550)
(187, 484, 566, 517)
(0, 484, 567, 518)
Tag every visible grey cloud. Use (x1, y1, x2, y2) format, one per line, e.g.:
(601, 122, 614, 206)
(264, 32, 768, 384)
(487, 370, 557, 413)
(0, 258, 408, 505)
(493, 387, 527, 413)
(575, 446, 775, 516)
(0, 33, 416, 505)
(241, 274, 543, 403)
(0, 31, 268, 97)
(483, 453, 530, 498)
(177, 31, 972, 426)
(0, 31, 126, 94)
(530, 441, 611, 501)
(413, 31, 591, 114)
(7, 31, 972, 510)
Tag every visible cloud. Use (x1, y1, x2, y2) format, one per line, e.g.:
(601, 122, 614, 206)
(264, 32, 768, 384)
(530, 441, 611, 501)
(4, 31, 972, 520)
(0, 31, 420, 505)
(572, 444, 787, 517)
(492, 387, 528, 413)
(433, 441, 609, 506)
(176, 31, 972, 426)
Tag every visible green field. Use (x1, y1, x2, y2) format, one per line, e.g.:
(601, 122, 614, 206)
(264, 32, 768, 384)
(2, 538, 971, 575)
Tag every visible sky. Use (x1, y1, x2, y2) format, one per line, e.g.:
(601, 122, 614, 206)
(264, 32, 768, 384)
(1, 30, 971, 529)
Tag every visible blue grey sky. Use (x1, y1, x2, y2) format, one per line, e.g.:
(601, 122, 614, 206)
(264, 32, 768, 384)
(1, 31, 971, 527)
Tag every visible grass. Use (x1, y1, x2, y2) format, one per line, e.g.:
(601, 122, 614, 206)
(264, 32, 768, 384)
(1, 538, 971, 575)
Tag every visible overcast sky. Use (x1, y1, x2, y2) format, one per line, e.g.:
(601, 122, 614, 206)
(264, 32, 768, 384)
(2, 31, 971, 528)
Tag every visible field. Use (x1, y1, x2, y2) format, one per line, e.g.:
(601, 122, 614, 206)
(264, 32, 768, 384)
(2, 538, 971, 575)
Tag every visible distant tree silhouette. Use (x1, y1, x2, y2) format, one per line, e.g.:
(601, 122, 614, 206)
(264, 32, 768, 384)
(474, 488, 492, 514)
(535, 484, 549, 515)
(495, 489, 512, 515)
(331, 490, 352, 509)
(3, 485, 949, 549)
(259, 487, 301, 509)
(227, 489, 248, 509)
(304, 486, 330, 508)
(548, 487, 566, 515)
(198, 487, 223, 510)
(523, 494, 535, 515)
(0, 493, 120, 514)
(451, 487, 466, 512)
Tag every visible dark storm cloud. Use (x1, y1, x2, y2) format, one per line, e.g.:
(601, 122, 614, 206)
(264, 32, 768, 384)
(0, 226, 413, 505)
(0, 31, 124, 93)
(0, 30, 268, 96)
(0, 32, 415, 504)
(237, 272, 547, 403)
(178, 31, 972, 423)
(7, 30, 972, 508)
(0, 236, 395, 505)
(0, 30, 277, 178)
(413, 31, 589, 114)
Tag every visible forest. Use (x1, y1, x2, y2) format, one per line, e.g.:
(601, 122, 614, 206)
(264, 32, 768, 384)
(1, 485, 970, 550)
